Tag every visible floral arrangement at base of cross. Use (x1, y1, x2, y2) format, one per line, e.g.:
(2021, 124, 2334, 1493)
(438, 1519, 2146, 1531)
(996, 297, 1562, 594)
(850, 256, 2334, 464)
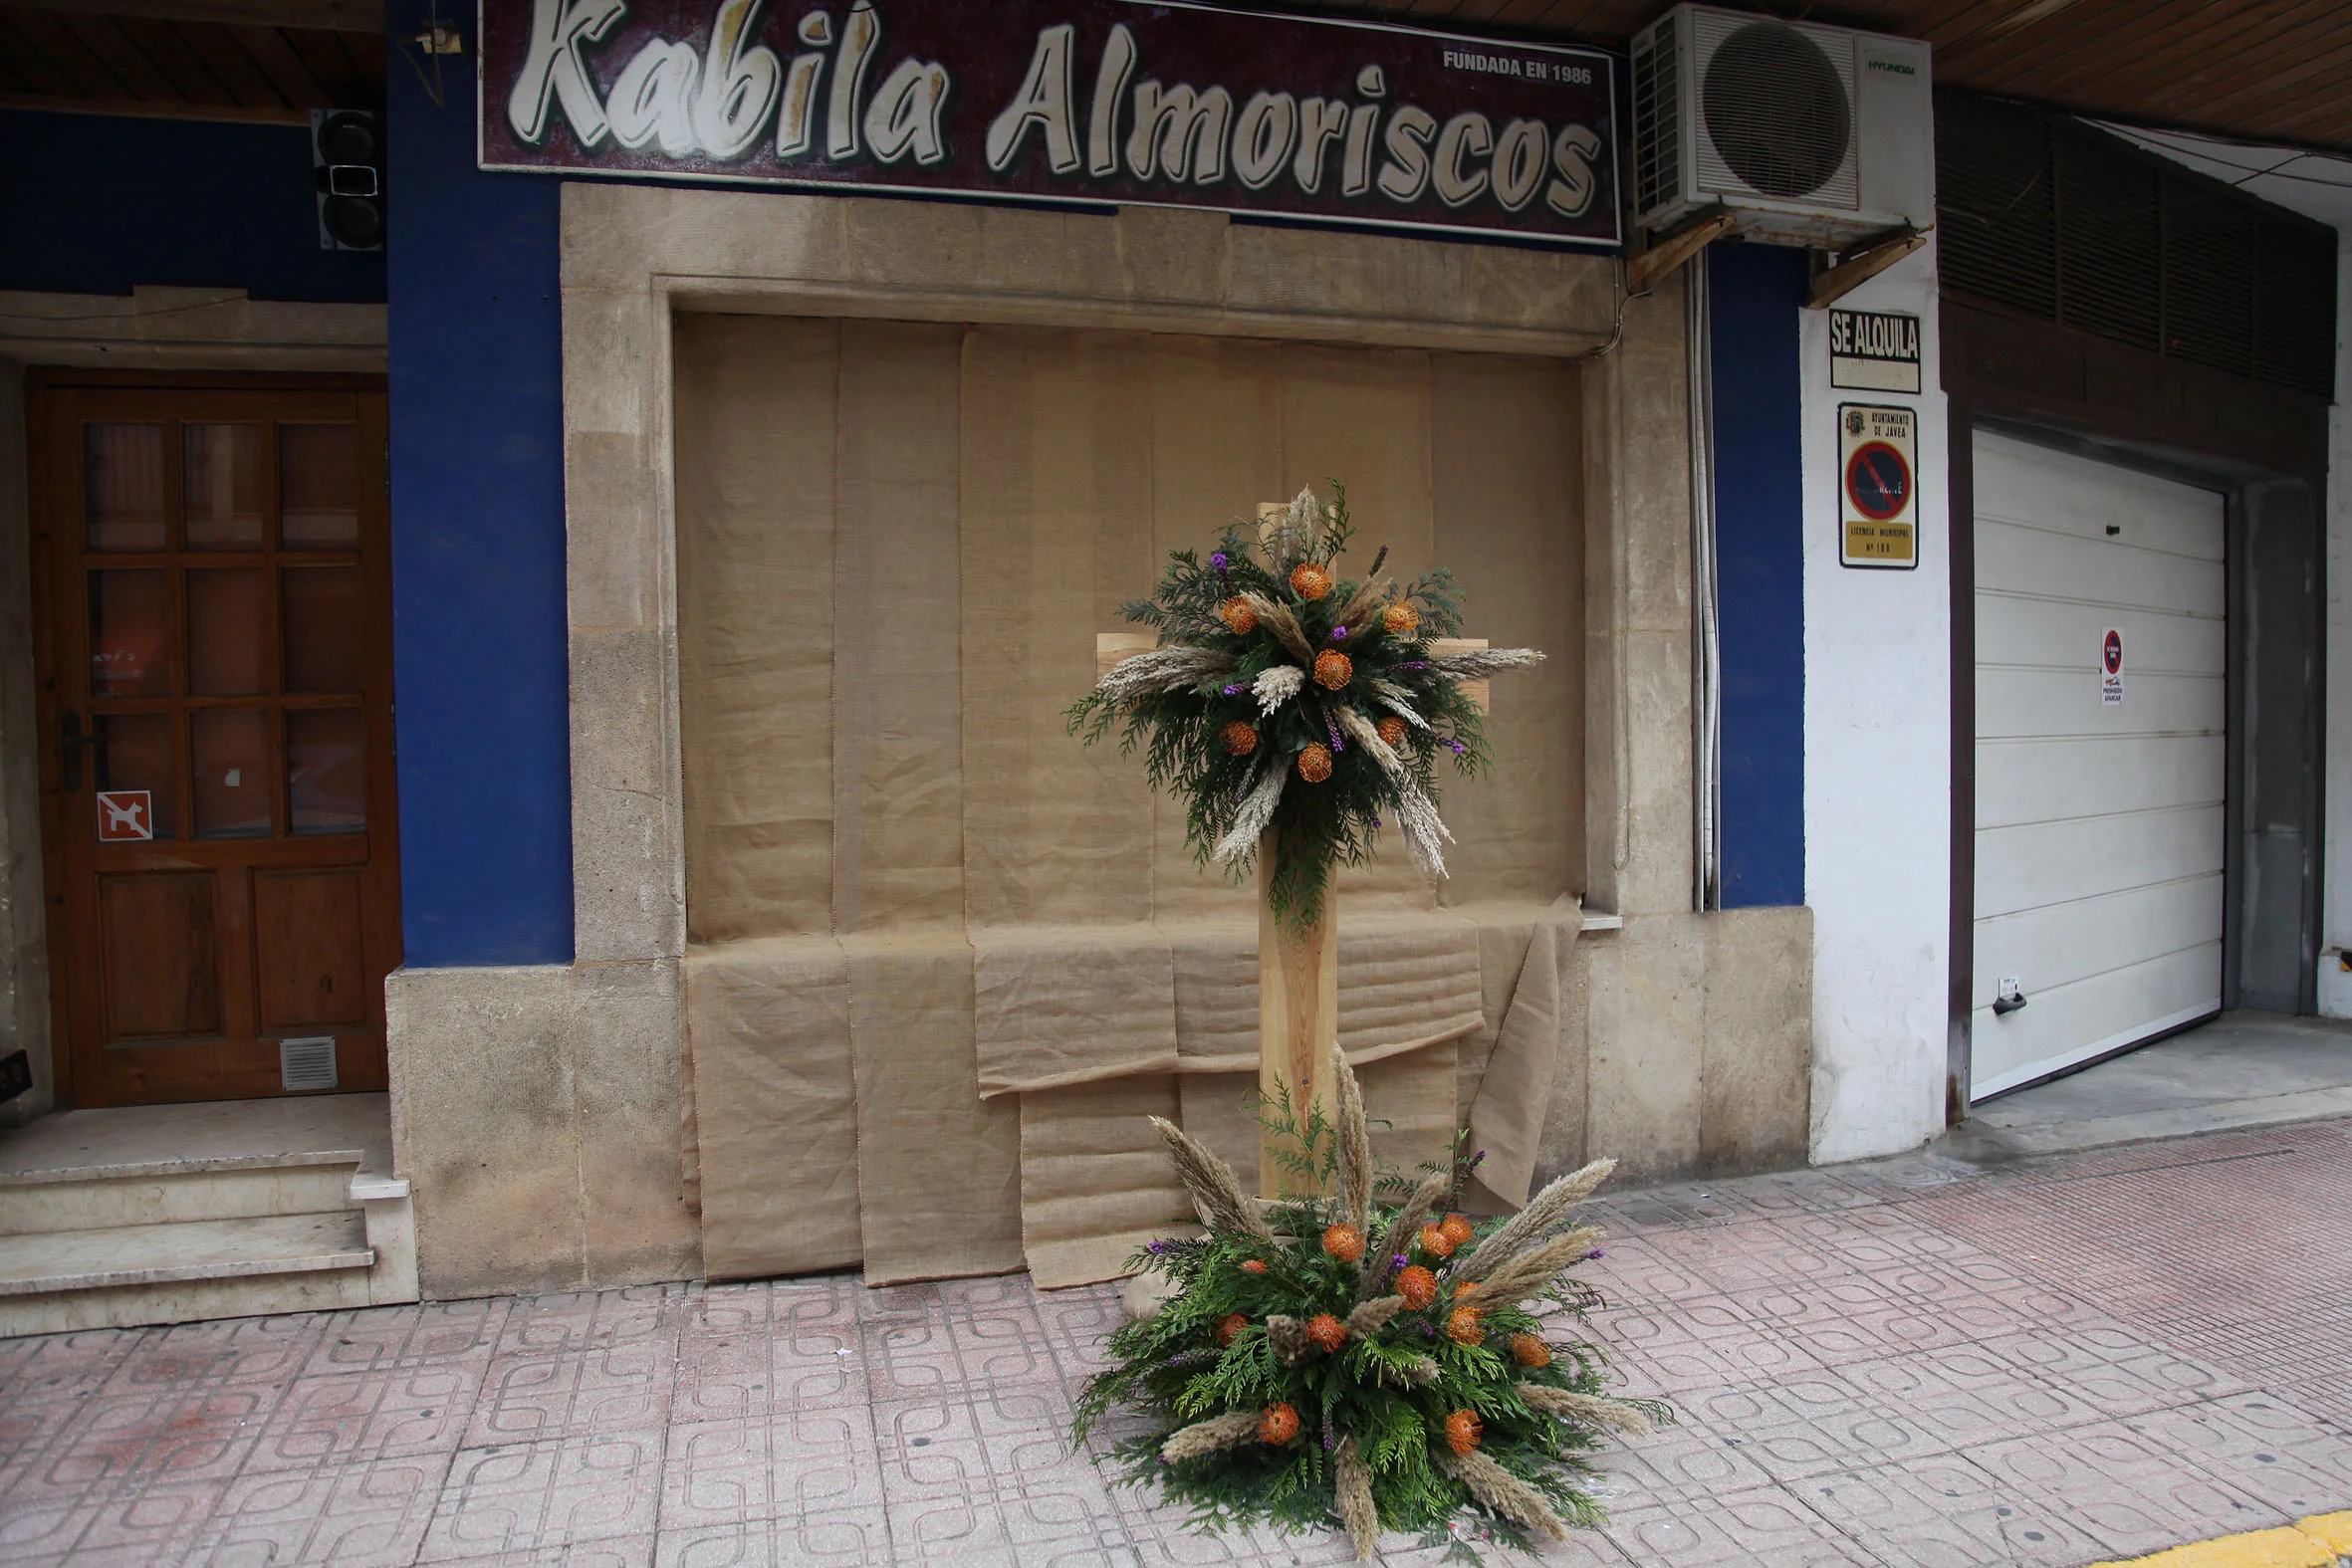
(1063, 485, 1543, 931)
(1072, 1048, 1667, 1563)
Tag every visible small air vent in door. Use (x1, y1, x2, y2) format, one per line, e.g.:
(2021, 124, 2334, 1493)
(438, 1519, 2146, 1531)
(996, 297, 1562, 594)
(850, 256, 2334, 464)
(280, 1036, 339, 1093)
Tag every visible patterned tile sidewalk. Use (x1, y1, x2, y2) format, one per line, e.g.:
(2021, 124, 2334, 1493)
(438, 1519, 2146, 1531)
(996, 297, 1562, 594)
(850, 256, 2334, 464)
(2, 1116, 2349, 1567)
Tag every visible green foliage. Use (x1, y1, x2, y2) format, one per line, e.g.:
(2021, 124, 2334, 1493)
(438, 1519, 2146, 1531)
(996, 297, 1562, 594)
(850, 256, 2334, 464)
(1063, 486, 1494, 930)
(1070, 1135, 1671, 1563)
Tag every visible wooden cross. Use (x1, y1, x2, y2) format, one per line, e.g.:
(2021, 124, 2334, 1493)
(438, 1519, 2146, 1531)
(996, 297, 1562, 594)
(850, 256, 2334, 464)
(1098, 504, 1488, 1200)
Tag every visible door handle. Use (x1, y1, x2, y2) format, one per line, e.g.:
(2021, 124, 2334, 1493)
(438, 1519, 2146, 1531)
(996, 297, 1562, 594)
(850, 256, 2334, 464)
(60, 710, 101, 792)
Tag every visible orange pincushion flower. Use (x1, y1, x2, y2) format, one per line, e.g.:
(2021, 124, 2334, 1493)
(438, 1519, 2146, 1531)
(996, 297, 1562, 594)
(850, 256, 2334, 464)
(1512, 1332, 1552, 1369)
(1375, 716, 1409, 750)
(1259, 1402, 1301, 1446)
(1444, 1409, 1484, 1456)
(1382, 600, 1421, 636)
(1453, 1281, 1480, 1304)
(1216, 1313, 1248, 1347)
(1395, 1265, 1438, 1310)
(1219, 596, 1258, 634)
(1306, 1313, 1347, 1353)
(1417, 1223, 1456, 1259)
(1221, 721, 1259, 757)
(1312, 649, 1353, 690)
(1321, 1223, 1365, 1263)
(1446, 1305, 1485, 1346)
(1240, 1258, 1268, 1275)
(1297, 743, 1334, 784)
(1290, 562, 1332, 601)
(1439, 1213, 1474, 1248)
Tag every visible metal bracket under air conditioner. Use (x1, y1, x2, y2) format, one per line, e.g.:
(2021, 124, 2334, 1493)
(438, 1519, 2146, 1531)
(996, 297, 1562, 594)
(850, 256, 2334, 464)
(1628, 205, 1736, 293)
(1806, 223, 1932, 310)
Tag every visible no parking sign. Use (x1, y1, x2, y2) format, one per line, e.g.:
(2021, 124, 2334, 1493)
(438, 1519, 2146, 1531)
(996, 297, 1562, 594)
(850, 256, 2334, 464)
(1839, 404, 1918, 569)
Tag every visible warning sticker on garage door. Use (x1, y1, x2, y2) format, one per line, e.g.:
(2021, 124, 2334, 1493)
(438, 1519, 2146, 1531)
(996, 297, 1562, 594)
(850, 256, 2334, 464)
(2102, 626, 2124, 705)
(1839, 404, 1917, 569)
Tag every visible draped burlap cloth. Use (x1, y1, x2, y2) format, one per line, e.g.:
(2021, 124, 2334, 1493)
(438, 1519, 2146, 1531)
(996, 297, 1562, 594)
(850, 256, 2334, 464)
(674, 315, 1585, 1288)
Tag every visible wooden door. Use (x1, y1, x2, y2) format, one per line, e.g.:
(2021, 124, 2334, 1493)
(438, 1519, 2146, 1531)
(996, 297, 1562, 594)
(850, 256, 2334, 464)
(31, 373, 399, 1107)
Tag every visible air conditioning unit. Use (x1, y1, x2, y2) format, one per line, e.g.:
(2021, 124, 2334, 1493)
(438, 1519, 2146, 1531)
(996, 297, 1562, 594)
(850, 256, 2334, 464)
(1631, 4, 1932, 248)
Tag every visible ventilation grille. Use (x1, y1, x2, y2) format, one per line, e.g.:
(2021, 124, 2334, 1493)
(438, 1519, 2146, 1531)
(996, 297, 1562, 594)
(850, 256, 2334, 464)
(1692, 13, 1857, 209)
(1938, 92, 2338, 400)
(1631, 22, 1681, 218)
(280, 1036, 339, 1093)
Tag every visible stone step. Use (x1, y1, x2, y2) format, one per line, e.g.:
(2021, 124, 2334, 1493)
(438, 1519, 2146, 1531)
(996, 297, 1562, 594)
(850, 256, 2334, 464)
(0, 1211, 372, 1296)
(0, 1162, 360, 1235)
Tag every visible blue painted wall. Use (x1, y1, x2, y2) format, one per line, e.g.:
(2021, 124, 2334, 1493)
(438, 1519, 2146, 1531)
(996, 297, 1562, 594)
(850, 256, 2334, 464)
(387, 2, 575, 965)
(0, 109, 384, 303)
(1707, 242, 1807, 908)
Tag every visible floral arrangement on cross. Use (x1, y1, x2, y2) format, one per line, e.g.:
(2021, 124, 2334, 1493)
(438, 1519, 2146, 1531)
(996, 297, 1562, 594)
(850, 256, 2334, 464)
(1065, 485, 1544, 1196)
(1066, 488, 1662, 1558)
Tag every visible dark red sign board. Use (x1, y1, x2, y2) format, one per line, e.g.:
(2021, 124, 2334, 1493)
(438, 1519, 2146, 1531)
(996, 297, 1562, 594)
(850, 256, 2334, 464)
(478, 0, 1621, 248)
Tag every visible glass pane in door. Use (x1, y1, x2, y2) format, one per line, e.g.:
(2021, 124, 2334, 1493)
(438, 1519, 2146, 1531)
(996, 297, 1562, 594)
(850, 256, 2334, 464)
(288, 708, 364, 833)
(90, 569, 173, 698)
(187, 568, 270, 696)
(283, 566, 360, 692)
(85, 424, 167, 552)
(280, 425, 358, 546)
(192, 710, 273, 838)
(184, 424, 267, 550)
(95, 712, 177, 839)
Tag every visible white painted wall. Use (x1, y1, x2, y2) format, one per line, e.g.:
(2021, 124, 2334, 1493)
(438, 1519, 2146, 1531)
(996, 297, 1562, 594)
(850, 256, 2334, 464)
(1801, 236, 1954, 1164)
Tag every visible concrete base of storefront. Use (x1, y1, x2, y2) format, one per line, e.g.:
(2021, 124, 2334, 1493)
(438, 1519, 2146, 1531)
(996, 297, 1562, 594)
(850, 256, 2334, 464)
(1945, 1009, 2352, 1162)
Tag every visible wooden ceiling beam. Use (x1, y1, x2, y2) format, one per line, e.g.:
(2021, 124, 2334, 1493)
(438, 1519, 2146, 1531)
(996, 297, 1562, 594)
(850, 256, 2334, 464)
(0, 88, 307, 120)
(25, 0, 380, 33)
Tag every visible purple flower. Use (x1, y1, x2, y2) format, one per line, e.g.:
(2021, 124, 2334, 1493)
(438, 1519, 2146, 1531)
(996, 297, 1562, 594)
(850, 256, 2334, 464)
(1392, 1253, 1410, 1270)
(1223, 684, 1244, 696)
(1420, 1321, 1437, 1338)
(1331, 625, 1348, 642)
(1469, 1150, 1487, 1169)
(1370, 814, 1381, 829)
(1447, 739, 1468, 756)
(1404, 660, 1426, 671)
(1586, 1248, 1606, 1260)
(1211, 552, 1229, 571)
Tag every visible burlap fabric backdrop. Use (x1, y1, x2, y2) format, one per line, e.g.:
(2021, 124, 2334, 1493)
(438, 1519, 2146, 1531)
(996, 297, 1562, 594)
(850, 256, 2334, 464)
(674, 316, 1585, 1287)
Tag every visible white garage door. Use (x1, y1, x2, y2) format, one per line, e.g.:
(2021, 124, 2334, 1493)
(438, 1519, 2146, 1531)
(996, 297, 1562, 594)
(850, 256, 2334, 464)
(1973, 430, 2226, 1099)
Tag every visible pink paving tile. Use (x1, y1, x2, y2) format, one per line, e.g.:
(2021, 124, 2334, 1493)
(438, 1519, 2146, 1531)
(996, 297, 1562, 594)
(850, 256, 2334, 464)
(653, 1508, 887, 1567)
(1795, 1454, 2110, 1568)
(243, 1358, 480, 1469)
(657, 1408, 882, 1529)
(305, 1299, 509, 1377)
(416, 1430, 666, 1560)
(422, 1533, 654, 1566)
(189, 1450, 452, 1568)
(461, 1337, 675, 1445)
(1599, 1482, 1877, 1566)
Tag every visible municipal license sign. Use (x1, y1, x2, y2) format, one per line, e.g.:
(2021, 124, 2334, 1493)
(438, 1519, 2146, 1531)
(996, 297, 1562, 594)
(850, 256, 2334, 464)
(1829, 309, 1921, 393)
(1838, 403, 1917, 569)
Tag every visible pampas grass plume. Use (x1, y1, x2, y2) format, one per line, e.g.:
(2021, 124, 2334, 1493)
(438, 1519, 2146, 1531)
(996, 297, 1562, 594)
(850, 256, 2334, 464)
(1332, 1046, 1373, 1232)
(1517, 1385, 1656, 1437)
(1361, 1169, 1450, 1299)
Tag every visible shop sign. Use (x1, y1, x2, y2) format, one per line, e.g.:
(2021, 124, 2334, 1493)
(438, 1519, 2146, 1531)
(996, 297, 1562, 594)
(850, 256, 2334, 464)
(479, 0, 1621, 248)
(1838, 403, 1917, 569)
(1828, 309, 1920, 393)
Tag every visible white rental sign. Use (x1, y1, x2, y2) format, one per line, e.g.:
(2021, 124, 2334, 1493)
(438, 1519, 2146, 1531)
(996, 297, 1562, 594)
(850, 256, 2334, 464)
(1828, 309, 1922, 394)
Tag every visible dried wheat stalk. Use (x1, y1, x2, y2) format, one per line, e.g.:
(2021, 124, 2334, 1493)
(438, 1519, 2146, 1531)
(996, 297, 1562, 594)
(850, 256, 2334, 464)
(1148, 1117, 1275, 1241)
(1333, 1045, 1373, 1232)
(1470, 1227, 1604, 1310)
(1361, 1168, 1450, 1299)
(1517, 1385, 1655, 1437)
(1456, 1158, 1615, 1280)
(1344, 1295, 1408, 1337)
(1240, 591, 1316, 662)
(1160, 1410, 1261, 1463)
(1436, 1448, 1568, 1541)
